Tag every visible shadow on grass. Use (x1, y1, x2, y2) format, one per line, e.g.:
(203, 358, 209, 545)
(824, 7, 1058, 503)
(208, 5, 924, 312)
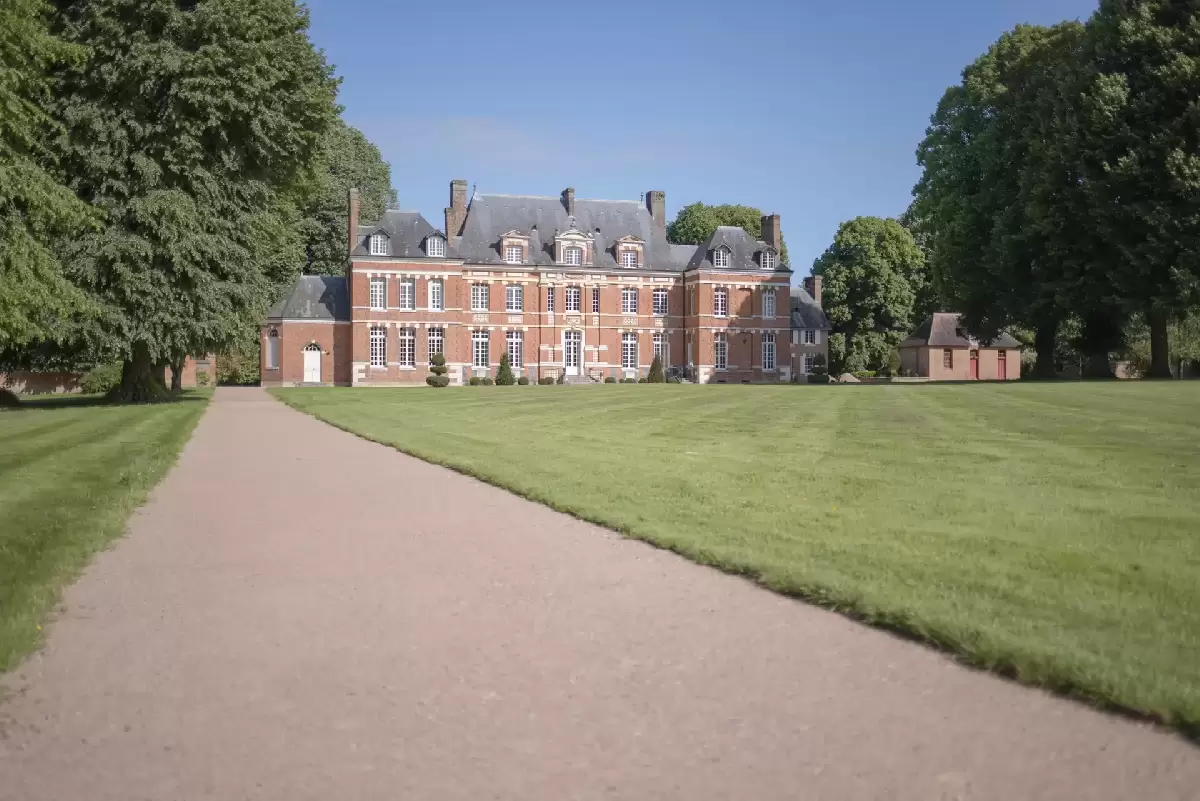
(8, 390, 212, 411)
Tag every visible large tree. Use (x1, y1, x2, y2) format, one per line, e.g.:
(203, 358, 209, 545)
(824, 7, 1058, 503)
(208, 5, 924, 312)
(48, 0, 338, 401)
(0, 0, 92, 347)
(299, 118, 396, 275)
(812, 216, 928, 374)
(667, 202, 788, 264)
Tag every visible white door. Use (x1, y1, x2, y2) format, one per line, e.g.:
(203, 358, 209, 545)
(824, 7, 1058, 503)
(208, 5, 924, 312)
(563, 331, 581, 376)
(303, 345, 321, 383)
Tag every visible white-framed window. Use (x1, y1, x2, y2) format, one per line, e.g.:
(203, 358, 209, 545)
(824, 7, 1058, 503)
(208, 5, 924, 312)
(472, 330, 489, 368)
(506, 330, 523, 369)
(652, 331, 666, 363)
(369, 276, 385, 310)
(565, 286, 581, 312)
(762, 332, 776, 370)
(428, 327, 444, 364)
(266, 329, 280, 369)
(426, 235, 445, 258)
(564, 247, 582, 266)
(761, 250, 776, 270)
(398, 328, 415, 367)
(622, 332, 637, 369)
(546, 286, 555, 312)
(713, 288, 728, 317)
(505, 245, 523, 264)
(713, 246, 730, 268)
(506, 284, 523, 312)
(369, 234, 387, 256)
(428, 279, 443, 311)
(369, 326, 386, 367)
(804, 329, 816, 345)
(804, 354, 815, 374)
(620, 250, 639, 268)
(398, 278, 414, 311)
(652, 287, 668, 316)
(471, 283, 489, 312)
(592, 286, 600, 313)
(621, 287, 638, 314)
(714, 332, 727, 370)
(763, 289, 776, 319)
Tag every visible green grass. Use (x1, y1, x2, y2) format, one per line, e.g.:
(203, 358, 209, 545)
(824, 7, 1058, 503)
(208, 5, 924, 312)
(273, 382, 1200, 732)
(0, 392, 209, 671)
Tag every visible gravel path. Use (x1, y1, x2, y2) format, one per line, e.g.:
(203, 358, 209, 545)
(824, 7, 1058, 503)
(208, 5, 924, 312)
(2, 387, 1197, 800)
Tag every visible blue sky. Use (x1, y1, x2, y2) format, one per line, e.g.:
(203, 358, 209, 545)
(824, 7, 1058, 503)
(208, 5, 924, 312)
(304, 0, 1098, 276)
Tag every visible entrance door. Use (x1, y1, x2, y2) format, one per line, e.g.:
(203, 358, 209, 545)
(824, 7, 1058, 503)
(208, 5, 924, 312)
(997, 350, 1007, 380)
(563, 331, 582, 376)
(969, 349, 979, 380)
(303, 344, 321, 383)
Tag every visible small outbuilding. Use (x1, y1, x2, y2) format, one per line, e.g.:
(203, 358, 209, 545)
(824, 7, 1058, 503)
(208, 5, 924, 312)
(899, 313, 1021, 381)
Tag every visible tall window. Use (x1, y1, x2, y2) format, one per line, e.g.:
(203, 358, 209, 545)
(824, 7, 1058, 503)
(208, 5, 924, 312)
(428, 327, 444, 364)
(943, 349, 953, 369)
(471, 283, 489, 312)
(546, 286, 555, 312)
(763, 289, 776, 319)
(803, 329, 816, 345)
(652, 288, 668, 316)
(398, 328, 415, 367)
(266, 330, 280, 369)
(804, 354, 814, 374)
(426, 235, 445, 258)
(622, 332, 638, 369)
(713, 247, 730, 268)
(621, 287, 638, 314)
(565, 286, 581, 312)
(592, 286, 600, 313)
(620, 250, 638, 268)
(714, 333, 727, 370)
(472, 330, 489, 368)
(369, 276, 385, 310)
(369, 326, 386, 367)
(506, 284, 523, 312)
(505, 245, 523, 264)
(762, 251, 776, 270)
(428, 279, 443, 311)
(652, 331, 666, 363)
(369, 234, 387, 256)
(564, 247, 582, 266)
(506, 330, 523, 369)
(762, 332, 776, 370)
(713, 288, 728, 317)
(398, 278, 415, 311)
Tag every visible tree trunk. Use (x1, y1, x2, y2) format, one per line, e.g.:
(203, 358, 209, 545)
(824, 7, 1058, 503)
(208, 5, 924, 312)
(1146, 307, 1173, 378)
(170, 355, 186, 393)
(1082, 351, 1115, 379)
(1032, 318, 1059, 379)
(113, 341, 168, 403)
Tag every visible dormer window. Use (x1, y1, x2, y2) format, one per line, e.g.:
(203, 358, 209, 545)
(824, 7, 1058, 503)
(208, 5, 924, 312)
(713, 246, 730, 268)
(369, 234, 387, 256)
(620, 250, 639, 269)
(426, 235, 445, 258)
(761, 250, 776, 270)
(505, 245, 523, 264)
(564, 247, 583, 266)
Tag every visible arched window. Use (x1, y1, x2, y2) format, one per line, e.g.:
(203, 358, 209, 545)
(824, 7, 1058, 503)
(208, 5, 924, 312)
(266, 329, 280, 369)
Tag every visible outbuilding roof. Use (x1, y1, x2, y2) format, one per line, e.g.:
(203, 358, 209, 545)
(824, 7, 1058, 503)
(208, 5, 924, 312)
(266, 275, 348, 321)
(900, 313, 1021, 349)
(790, 286, 831, 331)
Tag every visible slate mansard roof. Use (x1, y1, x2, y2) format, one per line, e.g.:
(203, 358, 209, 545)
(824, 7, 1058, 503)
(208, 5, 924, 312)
(900, 313, 1022, 349)
(352, 210, 459, 259)
(790, 286, 830, 331)
(266, 275, 348, 321)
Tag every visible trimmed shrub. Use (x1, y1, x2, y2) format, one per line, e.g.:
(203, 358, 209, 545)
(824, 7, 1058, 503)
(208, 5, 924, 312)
(622, 377, 637, 383)
(852, 370, 877, 379)
(481, 377, 494, 386)
(428, 352, 449, 387)
(555, 371, 565, 385)
(647, 355, 665, 383)
(538, 376, 555, 385)
(808, 373, 831, 384)
(495, 352, 516, 385)
(425, 375, 450, 387)
(80, 362, 123, 395)
(637, 377, 647, 383)
(604, 376, 617, 384)
(468, 376, 482, 386)
(0, 388, 20, 409)
(517, 375, 530, 385)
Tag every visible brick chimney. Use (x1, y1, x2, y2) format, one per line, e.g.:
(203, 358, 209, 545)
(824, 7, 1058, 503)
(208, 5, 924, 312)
(761, 213, 781, 252)
(803, 274, 823, 306)
(561, 187, 576, 216)
(347, 188, 360, 259)
(444, 179, 468, 238)
(646, 190, 665, 230)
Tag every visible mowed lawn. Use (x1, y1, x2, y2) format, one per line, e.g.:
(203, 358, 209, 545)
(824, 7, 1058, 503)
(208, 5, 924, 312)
(0, 394, 209, 671)
(273, 382, 1200, 729)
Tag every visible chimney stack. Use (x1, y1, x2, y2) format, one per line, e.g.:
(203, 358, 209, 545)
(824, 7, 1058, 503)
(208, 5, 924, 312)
(646, 190, 665, 230)
(803, 274, 823, 306)
(761, 213, 781, 252)
(562, 187, 575, 216)
(347, 188, 360, 259)
(444, 179, 468, 238)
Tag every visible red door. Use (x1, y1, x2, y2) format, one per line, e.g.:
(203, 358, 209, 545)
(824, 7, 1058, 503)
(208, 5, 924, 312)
(970, 350, 979, 380)
(997, 351, 1007, 380)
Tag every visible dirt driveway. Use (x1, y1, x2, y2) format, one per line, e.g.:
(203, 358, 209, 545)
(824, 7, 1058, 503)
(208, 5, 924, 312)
(1, 387, 1197, 800)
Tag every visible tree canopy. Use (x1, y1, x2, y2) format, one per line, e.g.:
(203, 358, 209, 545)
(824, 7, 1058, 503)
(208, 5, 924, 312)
(812, 216, 928, 374)
(667, 202, 788, 264)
